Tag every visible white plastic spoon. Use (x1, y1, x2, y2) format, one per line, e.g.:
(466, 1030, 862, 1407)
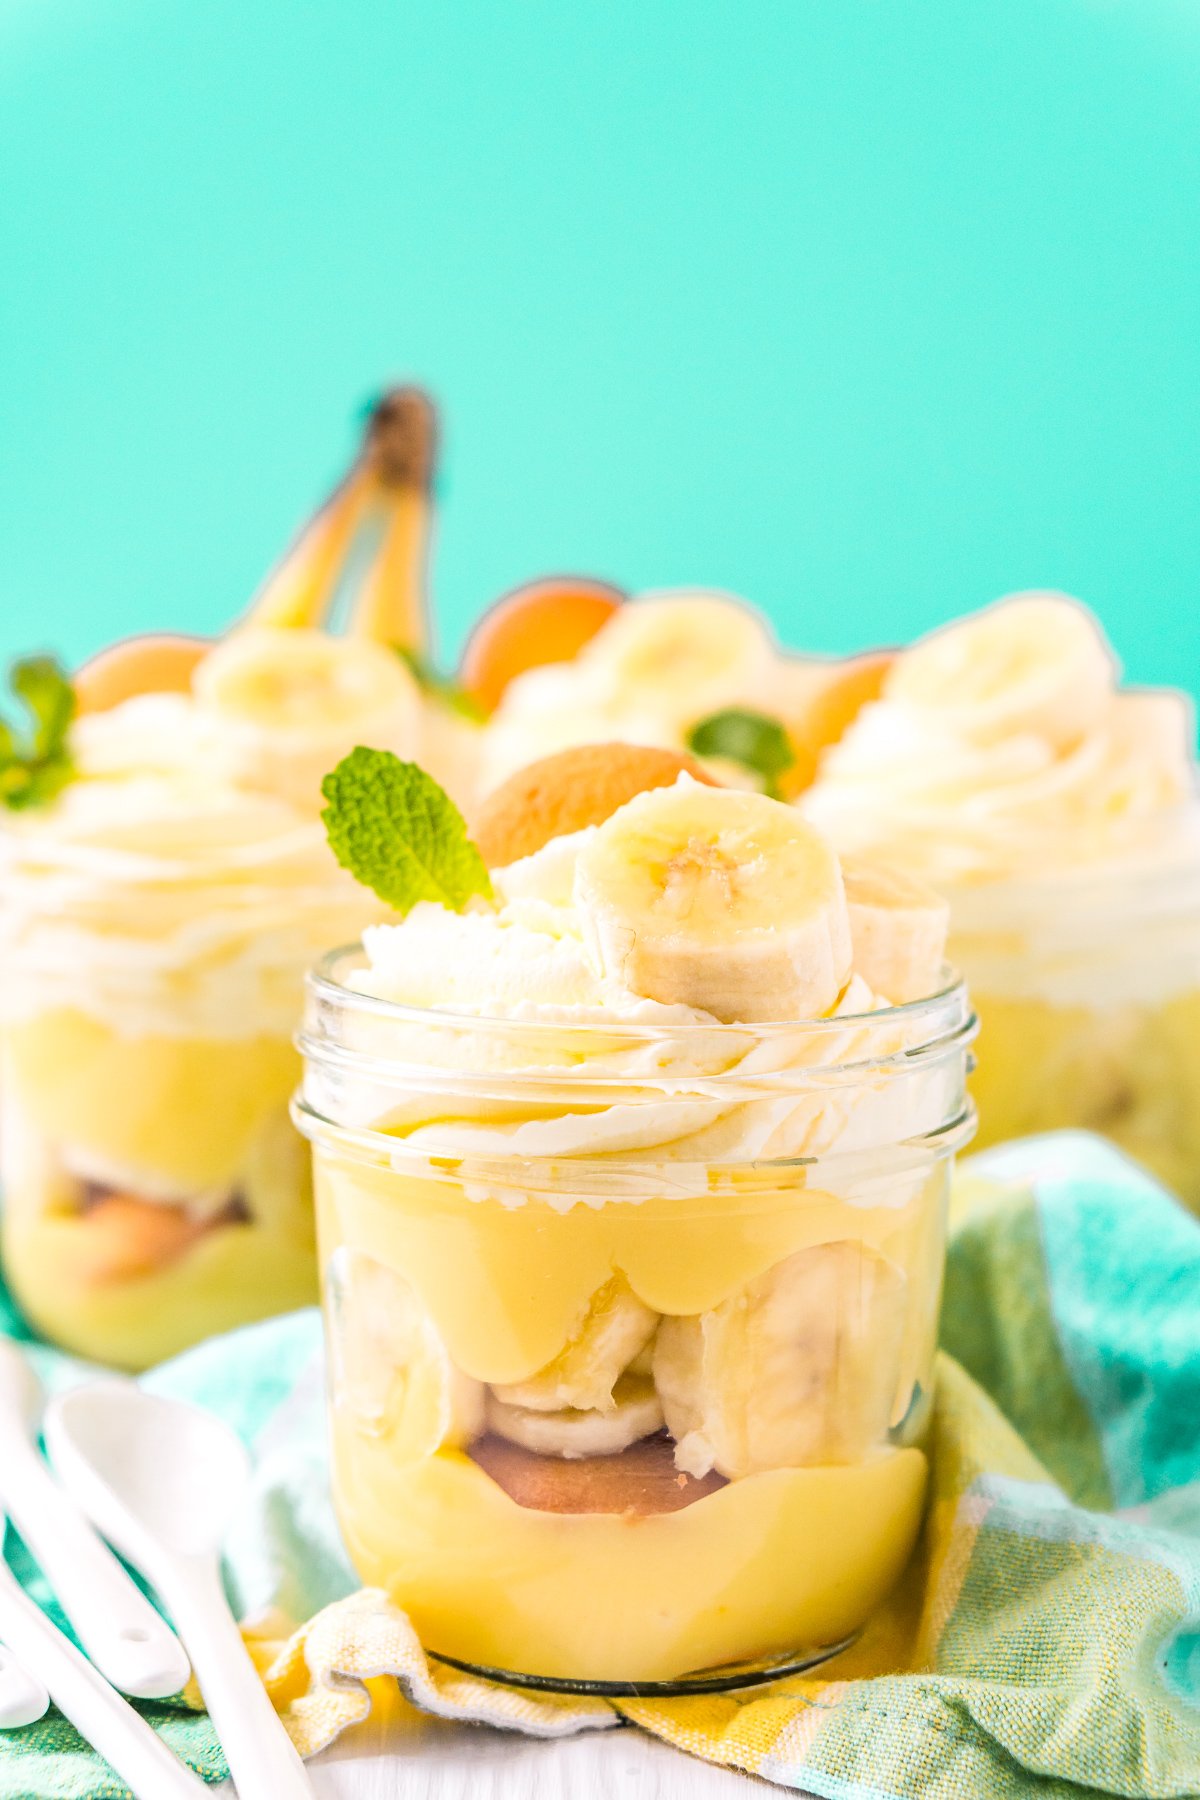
(45, 1382, 314, 1800)
(0, 1535, 209, 1797)
(0, 1343, 190, 1699)
(0, 1641, 49, 1728)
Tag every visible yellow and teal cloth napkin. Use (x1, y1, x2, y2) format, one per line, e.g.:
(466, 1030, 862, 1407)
(1, 1130, 1198, 1800)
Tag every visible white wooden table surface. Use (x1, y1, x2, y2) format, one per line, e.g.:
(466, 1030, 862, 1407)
(220, 1698, 787, 1796)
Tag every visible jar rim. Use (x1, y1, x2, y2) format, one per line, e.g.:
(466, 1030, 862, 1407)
(301, 943, 977, 1083)
(291, 1090, 979, 1183)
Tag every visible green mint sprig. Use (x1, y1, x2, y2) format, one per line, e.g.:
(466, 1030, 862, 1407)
(321, 746, 493, 915)
(0, 656, 77, 811)
(687, 707, 796, 799)
(394, 647, 487, 723)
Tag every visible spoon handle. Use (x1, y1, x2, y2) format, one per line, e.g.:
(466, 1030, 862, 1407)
(0, 1422, 189, 1700)
(164, 1557, 313, 1800)
(0, 1551, 209, 1799)
(0, 1641, 49, 1728)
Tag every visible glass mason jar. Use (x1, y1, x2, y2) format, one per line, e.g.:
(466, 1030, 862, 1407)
(0, 804, 379, 1369)
(295, 949, 976, 1692)
(949, 849, 1200, 1210)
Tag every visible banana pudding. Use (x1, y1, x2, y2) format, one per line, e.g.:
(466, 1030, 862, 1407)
(297, 748, 975, 1687)
(803, 593, 1200, 1205)
(0, 390, 484, 1366)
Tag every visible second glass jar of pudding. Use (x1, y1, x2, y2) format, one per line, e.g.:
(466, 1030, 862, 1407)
(800, 594, 1200, 1208)
(0, 787, 382, 1368)
(948, 847, 1200, 1207)
(296, 951, 976, 1691)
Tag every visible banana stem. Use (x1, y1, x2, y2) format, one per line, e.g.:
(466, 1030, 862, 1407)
(346, 387, 437, 655)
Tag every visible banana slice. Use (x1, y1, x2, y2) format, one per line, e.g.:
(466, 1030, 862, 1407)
(885, 592, 1115, 753)
(193, 625, 421, 808)
(842, 858, 949, 1004)
(578, 592, 776, 727)
(654, 1241, 906, 1479)
(326, 1248, 484, 1455)
(485, 1375, 664, 1460)
(575, 779, 852, 1021)
(492, 1275, 659, 1413)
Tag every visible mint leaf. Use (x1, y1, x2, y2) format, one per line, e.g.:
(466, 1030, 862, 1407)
(0, 655, 76, 811)
(13, 656, 75, 756)
(687, 708, 796, 798)
(321, 747, 493, 915)
(394, 646, 486, 723)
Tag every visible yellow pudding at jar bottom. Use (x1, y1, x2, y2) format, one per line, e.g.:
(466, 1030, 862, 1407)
(313, 1149, 946, 1682)
(1, 1008, 316, 1368)
(334, 1431, 926, 1684)
(297, 772, 976, 1688)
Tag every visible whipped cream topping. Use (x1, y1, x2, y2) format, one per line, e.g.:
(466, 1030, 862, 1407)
(0, 771, 382, 1038)
(316, 824, 970, 1202)
(801, 597, 1200, 1008)
(483, 591, 826, 792)
(803, 598, 1199, 889)
(0, 624, 492, 1036)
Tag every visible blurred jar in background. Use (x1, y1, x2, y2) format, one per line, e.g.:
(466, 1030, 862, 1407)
(0, 388, 483, 1366)
(803, 592, 1200, 1207)
(0, 776, 375, 1366)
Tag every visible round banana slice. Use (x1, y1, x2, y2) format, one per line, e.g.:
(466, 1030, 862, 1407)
(885, 592, 1115, 753)
(654, 1241, 906, 1480)
(574, 779, 852, 1022)
(326, 1248, 484, 1456)
(193, 625, 421, 808)
(485, 1375, 664, 1460)
(492, 1275, 658, 1413)
(578, 591, 776, 727)
(841, 858, 949, 1004)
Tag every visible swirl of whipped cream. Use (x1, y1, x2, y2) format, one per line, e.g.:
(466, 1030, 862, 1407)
(0, 613, 494, 1038)
(483, 590, 823, 793)
(0, 690, 389, 1038)
(803, 595, 1200, 887)
(319, 828, 971, 1202)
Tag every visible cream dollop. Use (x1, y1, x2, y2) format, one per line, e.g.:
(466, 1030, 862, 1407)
(803, 594, 1199, 886)
(1, 629, 486, 1036)
(482, 590, 825, 793)
(344, 823, 956, 1185)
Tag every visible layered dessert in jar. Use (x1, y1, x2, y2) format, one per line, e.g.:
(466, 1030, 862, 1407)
(296, 743, 975, 1687)
(0, 390, 484, 1366)
(802, 593, 1200, 1205)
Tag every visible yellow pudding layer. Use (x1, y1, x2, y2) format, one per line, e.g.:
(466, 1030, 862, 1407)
(334, 1425, 927, 1683)
(969, 985, 1200, 1210)
(315, 1152, 945, 1397)
(1, 1009, 317, 1367)
(4, 1186, 316, 1370)
(5, 1008, 300, 1193)
(316, 1146, 945, 1681)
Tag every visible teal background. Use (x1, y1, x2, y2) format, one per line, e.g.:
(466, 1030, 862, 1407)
(2, 0, 1199, 688)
